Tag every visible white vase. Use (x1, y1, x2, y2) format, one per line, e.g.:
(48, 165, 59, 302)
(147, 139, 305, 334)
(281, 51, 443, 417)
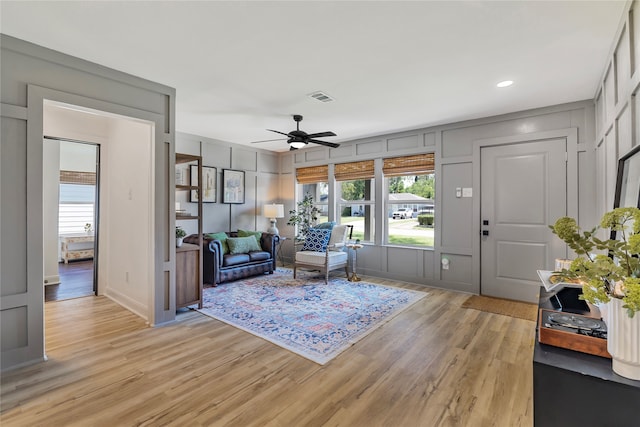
(606, 297, 640, 380)
(176, 237, 184, 248)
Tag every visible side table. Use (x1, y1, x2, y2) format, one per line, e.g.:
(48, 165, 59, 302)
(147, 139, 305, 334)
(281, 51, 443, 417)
(276, 236, 287, 267)
(346, 243, 363, 282)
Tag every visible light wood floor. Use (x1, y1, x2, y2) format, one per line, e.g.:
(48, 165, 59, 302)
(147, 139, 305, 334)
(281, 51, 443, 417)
(1, 277, 535, 427)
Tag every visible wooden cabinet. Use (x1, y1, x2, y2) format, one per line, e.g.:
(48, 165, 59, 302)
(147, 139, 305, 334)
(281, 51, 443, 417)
(176, 243, 200, 307)
(175, 153, 203, 309)
(533, 287, 640, 426)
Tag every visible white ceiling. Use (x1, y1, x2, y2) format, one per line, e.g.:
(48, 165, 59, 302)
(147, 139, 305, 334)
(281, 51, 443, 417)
(1, 1, 627, 152)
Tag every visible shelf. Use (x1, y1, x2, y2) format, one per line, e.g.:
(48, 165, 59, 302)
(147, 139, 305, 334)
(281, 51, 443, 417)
(175, 152, 203, 310)
(176, 184, 198, 191)
(176, 153, 201, 164)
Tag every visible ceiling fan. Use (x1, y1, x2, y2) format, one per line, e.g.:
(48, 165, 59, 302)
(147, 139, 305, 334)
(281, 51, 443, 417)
(252, 114, 339, 150)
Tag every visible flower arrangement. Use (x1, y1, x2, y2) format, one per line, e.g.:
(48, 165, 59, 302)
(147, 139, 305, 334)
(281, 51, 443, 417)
(550, 207, 640, 317)
(84, 223, 92, 233)
(287, 193, 319, 240)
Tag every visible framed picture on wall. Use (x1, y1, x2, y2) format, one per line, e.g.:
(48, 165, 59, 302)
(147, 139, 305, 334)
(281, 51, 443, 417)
(222, 169, 245, 204)
(613, 144, 640, 210)
(190, 165, 217, 203)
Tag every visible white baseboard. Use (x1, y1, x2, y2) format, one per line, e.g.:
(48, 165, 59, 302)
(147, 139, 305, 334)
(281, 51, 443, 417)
(104, 288, 149, 322)
(44, 275, 60, 285)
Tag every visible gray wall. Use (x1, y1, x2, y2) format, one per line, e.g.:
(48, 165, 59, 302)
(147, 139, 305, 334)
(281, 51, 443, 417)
(280, 101, 597, 294)
(176, 132, 281, 235)
(1, 35, 176, 371)
(594, 1, 639, 216)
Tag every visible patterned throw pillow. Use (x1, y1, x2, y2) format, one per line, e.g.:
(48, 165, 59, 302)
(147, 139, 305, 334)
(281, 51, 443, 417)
(227, 236, 262, 254)
(206, 232, 229, 254)
(237, 229, 262, 245)
(302, 228, 332, 252)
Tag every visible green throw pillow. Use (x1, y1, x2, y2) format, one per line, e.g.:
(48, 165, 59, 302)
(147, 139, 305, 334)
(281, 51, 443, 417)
(206, 232, 229, 255)
(237, 229, 262, 246)
(227, 236, 262, 254)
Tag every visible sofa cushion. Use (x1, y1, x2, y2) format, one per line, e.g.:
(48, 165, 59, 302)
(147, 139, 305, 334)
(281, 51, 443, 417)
(237, 229, 262, 245)
(302, 228, 332, 252)
(207, 232, 229, 254)
(296, 250, 348, 266)
(249, 251, 271, 262)
(223, 253, 251, 267)
(227, 236, 262, 254)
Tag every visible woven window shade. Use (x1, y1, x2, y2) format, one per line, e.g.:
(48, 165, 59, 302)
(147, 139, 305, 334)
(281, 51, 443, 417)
(383, 153, 434, 177)
(296, 165, 328, 184)
(334, 160, 374, 181)
(60, 170, 96, 185)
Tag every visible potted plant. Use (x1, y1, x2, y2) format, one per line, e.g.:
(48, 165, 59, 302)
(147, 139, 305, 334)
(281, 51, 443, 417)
(550, 207, 640, 379)
(287, 193, 320, 240)
(176, 226, 187, 248)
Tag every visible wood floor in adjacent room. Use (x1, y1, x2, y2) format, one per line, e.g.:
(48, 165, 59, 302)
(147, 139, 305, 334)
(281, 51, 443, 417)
(0, 277, 535, 427)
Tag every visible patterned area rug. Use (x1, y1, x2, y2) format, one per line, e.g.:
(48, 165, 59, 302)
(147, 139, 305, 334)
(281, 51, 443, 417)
(198, 269, 427, 364)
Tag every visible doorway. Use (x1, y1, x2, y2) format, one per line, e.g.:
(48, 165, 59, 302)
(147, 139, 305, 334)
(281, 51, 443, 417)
(480, 137, 567, 302)
(44, 137, 100, 302)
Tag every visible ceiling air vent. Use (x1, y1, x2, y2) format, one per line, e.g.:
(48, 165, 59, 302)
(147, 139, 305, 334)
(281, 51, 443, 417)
(308, 91, 334, 103)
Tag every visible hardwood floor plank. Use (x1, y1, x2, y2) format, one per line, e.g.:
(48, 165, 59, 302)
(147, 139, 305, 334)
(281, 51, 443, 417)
(1, 278, 534, 427)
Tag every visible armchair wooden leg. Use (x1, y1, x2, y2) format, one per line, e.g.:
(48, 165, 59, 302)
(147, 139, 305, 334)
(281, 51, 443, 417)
(325, 269, 329, 284)
(345, 266, 349, 279)
(293, 265, 297, 278)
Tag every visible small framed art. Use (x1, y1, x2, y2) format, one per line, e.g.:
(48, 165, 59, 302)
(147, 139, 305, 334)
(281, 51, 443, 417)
(222, 169, 245, 204)
(190, 165, 217, 203)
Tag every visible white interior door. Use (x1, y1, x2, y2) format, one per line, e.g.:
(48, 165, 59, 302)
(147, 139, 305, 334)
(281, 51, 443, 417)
(480, 138, 567, 302)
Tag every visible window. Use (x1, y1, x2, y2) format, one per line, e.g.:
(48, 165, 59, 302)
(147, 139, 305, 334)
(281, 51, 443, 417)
(58, 183, 96, 234)
(384, 154, 435, 247)
(296, 165, 329, 223)
(335, 160, 374, 242)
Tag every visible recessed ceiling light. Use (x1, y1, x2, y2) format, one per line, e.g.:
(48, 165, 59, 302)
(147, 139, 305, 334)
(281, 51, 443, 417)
(497, 80, 514, 88)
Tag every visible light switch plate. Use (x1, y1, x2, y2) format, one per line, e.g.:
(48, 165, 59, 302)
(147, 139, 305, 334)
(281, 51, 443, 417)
(462, 187, 473, 197)
(456, 187, 462, 198)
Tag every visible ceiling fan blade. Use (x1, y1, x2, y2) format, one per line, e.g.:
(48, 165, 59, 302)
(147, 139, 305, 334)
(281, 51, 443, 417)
(308, 139, 340, 148)
(250, 137, 287, 144)
(306, 131, 336, 138)
(289, 146, 298, 151)
(267, 129, 292, 137)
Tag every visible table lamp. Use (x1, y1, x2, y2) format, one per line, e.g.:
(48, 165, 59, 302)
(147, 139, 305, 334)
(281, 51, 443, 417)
(263, 203, 284, 235)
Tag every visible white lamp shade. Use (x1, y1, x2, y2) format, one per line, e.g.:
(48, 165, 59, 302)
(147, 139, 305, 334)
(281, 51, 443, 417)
(263, 203, 284, 219)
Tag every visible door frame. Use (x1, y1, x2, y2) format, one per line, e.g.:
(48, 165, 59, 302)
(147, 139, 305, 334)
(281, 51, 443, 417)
(27, 85, 165, 363)
(471, 128, 579, 295)
(45, 136, 101, 296)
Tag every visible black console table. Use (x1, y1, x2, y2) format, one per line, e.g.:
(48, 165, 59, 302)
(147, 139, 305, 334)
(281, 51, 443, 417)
(534, 287, 640, 427)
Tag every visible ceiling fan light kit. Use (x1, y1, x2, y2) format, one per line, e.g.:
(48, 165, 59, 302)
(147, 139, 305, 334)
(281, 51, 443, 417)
(252, 114, 339, 150)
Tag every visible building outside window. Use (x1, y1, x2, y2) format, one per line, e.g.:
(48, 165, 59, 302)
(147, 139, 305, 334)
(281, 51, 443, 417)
(335, 160, 375, 243)
(384, 154, 435, 247)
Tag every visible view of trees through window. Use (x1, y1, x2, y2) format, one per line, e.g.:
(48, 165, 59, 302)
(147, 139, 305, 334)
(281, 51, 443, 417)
(295, 153, 434, 248)
(340, 179, 374, 242)
(387, 174, 435, 247)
